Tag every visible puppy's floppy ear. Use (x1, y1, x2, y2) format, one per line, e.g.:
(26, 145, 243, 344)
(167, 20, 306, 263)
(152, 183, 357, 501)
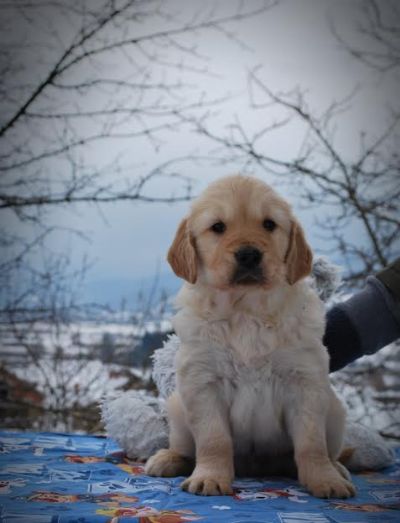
(285, 219, 313, 285)
(167, 218, 197, 284)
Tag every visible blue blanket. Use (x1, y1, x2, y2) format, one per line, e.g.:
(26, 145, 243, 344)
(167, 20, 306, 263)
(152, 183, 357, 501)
(0, 432, 399, 522)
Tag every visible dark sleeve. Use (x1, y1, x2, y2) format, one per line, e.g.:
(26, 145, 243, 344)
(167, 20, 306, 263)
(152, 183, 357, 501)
(324, 306, 363, 373)
(325, 274, 400, 373)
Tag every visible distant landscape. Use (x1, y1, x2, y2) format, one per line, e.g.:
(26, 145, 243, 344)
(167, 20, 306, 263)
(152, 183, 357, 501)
(0, 314, 173, 433)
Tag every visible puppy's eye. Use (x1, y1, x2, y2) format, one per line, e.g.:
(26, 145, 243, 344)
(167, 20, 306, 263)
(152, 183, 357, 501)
(263, 218, 277, 232)
(211, 221, 226, 234)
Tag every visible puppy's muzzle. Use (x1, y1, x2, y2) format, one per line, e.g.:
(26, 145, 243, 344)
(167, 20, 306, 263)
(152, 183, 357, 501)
(232, 246, 264, 285)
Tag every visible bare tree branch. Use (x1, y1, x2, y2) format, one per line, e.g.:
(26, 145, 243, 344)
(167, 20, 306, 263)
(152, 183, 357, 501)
(182, 66, 399, 282)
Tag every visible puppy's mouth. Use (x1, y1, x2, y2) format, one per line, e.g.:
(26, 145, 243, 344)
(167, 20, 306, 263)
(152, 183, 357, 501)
(230, 267, 265, 286)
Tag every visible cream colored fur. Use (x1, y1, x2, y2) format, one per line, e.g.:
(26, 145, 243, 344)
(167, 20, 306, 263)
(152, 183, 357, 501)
(145, 175, 355, 499)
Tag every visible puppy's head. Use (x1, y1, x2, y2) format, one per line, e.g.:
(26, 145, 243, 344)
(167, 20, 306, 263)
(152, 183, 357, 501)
(168, 175, 312, 290)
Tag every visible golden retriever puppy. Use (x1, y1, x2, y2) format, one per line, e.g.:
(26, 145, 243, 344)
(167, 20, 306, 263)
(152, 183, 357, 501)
(145, 175, 355, 499)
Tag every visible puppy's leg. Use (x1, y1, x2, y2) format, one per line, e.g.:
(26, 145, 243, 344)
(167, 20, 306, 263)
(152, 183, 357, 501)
(145, 392, 194, 477)
(326, 393, 352, 482)
(181, 414, 234, 495)
(286, 385, 355, 499)
(179, 384, 234, 496)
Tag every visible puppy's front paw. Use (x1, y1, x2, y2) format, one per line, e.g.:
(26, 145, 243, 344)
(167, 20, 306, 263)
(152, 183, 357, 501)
(300, 462, 356, 499)
(308, 475, 356, 499)
(181, 470, 232, 496)
(145, 449, 193, 477)
(333, 460, 352, 481)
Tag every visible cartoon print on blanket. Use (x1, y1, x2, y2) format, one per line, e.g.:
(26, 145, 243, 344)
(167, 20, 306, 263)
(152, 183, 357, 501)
(96, 506, 201, 521)
(233, 485, 309, 502)
(0, 431, 399, 523)
(65, 452, 146, 475)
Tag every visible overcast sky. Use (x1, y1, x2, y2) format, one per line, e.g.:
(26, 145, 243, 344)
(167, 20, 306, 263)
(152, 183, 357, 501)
(7, 0, 398, 305)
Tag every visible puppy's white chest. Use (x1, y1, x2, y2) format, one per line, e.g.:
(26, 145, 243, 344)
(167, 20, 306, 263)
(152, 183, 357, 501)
(208, 317, 293, 455)
(181, 315, 290, 453)
(208, 313, 280, 366)
(224, 366, 290, 455)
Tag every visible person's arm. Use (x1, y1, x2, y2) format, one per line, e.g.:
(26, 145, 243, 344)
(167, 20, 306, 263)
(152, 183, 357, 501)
(325, 258, 400, 373)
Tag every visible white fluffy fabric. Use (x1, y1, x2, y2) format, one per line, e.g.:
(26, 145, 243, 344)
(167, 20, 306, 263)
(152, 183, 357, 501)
(151, 334, 179, 399)
(101, 256, 395, 469)
(310, 255, 342, 302)
(343, 420, 395, 471)
(101, 391, 168, 460)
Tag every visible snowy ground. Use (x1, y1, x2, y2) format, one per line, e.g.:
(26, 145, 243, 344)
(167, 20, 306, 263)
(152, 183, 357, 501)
(0, 319, 170, 431)
(331, 342, 400, 440)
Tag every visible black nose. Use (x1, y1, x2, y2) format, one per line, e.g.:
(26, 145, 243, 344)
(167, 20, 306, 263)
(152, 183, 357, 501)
(234, 246, 262, 268)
